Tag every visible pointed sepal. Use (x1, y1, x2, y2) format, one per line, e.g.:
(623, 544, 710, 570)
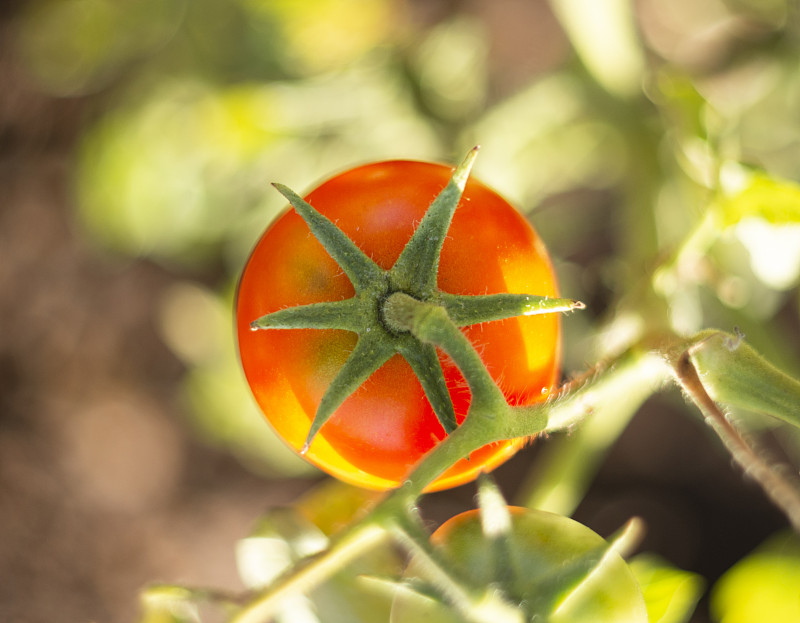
(442, 292, 585, 327)
(273, 182, 383, 290)
(250, 298, 367, 332)
(390, 147, 479, 296)
(396, 341, 457, 433)
(302, 335, 395, 453)
(476, 472, 512, 538)
(476, 473, 516, 585)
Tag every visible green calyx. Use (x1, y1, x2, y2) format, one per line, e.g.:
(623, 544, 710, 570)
(250, 147, 583, 453)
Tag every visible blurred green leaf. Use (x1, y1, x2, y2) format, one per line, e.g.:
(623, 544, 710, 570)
(76, 82, 280, 264)
(721, 169, 800, 226)
(386, 576, 479, 623)
(239, 0, 395, 75)
(410, 15, 489, 122)
(711, 531, 800, 623)
(548, 0, 645, 98)
(653, 69, 708, 148)
(18, 0, 185, 95)
(629, 555, 704, 623)
(76, 71, 439, 266)
(470, 74, 624, 211)
(713, 168, 800, 289)
(518, 351, 665, 515)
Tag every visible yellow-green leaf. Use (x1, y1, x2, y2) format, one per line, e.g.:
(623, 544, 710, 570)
(721, 171, 800, 226)
(711, 531, 800, 623)
(629, 555, 704, 623)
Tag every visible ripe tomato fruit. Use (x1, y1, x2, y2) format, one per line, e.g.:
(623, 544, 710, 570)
(391, 507, 647, 622)
(236, 160, 560, 490)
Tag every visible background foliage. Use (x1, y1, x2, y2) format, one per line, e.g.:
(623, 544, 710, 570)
(3, 0, 800, 622)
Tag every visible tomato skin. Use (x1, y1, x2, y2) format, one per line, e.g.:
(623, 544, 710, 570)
(236, 160, 560, 491)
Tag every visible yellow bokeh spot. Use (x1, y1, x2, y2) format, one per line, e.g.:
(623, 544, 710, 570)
(242, 0, 395, 73)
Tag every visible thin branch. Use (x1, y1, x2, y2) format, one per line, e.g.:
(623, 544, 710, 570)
(672, 349, 800, 532)
(229, 521, 391, 623)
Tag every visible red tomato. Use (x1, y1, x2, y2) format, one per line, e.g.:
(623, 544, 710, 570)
(236, 160, 560, 491)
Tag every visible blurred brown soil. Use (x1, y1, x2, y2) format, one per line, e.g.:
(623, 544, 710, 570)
(0, 17, 310, 623)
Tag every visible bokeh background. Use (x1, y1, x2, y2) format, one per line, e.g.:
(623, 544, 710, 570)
(2, 0, 800, 622)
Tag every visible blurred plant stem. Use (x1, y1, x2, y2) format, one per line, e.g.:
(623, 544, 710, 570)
(516, 348, 665, 515)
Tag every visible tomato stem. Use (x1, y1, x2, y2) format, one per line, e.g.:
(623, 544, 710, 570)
(383, 292, 509, 413)
(507, 347, 669, 437)
(515, 347, 668, 515)
(397, 414, 500, 499)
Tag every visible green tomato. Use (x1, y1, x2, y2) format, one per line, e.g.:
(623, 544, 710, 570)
(392, 507, 647, 623)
